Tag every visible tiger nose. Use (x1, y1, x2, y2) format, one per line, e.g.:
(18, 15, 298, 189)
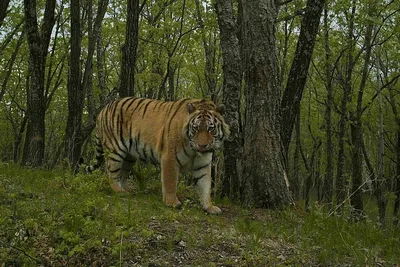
(198, 144, 207, 149)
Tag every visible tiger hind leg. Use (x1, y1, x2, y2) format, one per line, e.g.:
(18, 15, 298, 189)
(85, 134, 104, 173)
(106, 154, 135, 193)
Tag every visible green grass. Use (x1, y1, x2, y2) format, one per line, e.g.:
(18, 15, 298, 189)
(0, 163, 399, 266)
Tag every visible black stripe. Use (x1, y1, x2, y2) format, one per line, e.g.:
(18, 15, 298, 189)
(135, 131, 140, 151)
(166, 100, 179, 116)
(125, 158, 135, 163)
(126, 97, 139, 113)
(118, 113, 128, 151)
(150, 148, 158, 164)
(167, 98, 190, 135)
(160, 127, 165, 152)
(193, 173, 207, 185)
(153, 100, 162, 111)
(193, 162, 211, 172)
(131, 98, 146, 114)
(182, 143, 190, 158)
(142, 100, 154, 118)
(129, 138, 133, 152)
(109, 131, 127, 156)
(113, 151, 126, 160)
(141, 144, 148, 161)
(158, 101, 168, 111)
(108, 156, 122, 162)
(119, 97, 134, 116)
(109, 168, 121, 173)
(175, 154, 182, 166)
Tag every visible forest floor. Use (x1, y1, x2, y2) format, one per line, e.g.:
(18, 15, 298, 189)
(0, 163, 399, 266)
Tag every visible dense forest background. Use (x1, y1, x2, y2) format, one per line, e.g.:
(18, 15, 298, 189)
(1, 0, 400, 227)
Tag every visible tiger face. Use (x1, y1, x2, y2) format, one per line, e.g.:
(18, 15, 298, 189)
(185, 101, 230, 153)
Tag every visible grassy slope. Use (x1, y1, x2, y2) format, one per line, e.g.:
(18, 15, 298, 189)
(0, 163, 399, 266)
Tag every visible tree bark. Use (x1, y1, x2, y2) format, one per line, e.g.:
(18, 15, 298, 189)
(0, 0, 10, 27)
(65, 0, 83, 168)
(241, 0, 291, 208)
(394, 131, 400, 225)
(215, 0, 243, 200)
(65, 0, 108, 169)
(322, 5, 333, 206)
(280, 0, 325, 158)
(195, 0, 219, 101)
(119, 0, 140, 97)
(336, 2, 356, 210)
(22, 0, 56, 167)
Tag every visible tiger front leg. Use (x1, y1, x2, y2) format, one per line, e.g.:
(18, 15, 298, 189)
(161, 158, 182, 208)
(193, 156, 221, 214)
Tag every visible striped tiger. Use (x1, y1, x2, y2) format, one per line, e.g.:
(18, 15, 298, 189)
(85, 97, 230, 214)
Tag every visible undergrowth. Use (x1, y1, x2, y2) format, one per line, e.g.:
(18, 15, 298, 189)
(0, 162, 399, 266)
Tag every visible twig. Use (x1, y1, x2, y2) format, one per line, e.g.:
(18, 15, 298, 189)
(9, 245, 42, 264)
(327, 178, 371, 217)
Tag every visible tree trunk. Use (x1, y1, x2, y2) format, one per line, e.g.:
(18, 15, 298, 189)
(13, 116, 28, 163)
(241, 0, 291, 208)
(0, 0, 10, 27)
(394, 131, 400, 225)
(349, 122, 364, 218)
(65, 0, 83, 168)
(280, 0, 325, 158)
(291, 110, 301, 199)
(322, 5, 333, 206)
(0, 29, 24, 102)
(119, 0, 139, 97)
(22, 0, 56, 167)
(195, 0, 218, 101)
(336, 2, 356, 210)
(375, 46, 387, 225)
(215, 0, 243, 201)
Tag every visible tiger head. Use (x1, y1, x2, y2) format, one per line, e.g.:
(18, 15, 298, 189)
(184, 99, 231, 153)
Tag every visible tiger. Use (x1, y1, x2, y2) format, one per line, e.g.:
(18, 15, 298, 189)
(85, 97, 230, 214)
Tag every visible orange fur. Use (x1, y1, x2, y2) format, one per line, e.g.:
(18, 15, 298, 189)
(86, 97, 230, 214)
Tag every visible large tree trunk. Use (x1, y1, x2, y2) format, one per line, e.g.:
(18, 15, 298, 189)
(65, 0, 83, 168)
(119, 0, 139, 97)
(22, 0, 56, 167)
(280, 0, 325, 158)
(215, 0, 243, 200)
(241, 0, 291, 208)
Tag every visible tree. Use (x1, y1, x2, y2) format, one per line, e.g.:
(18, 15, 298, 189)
(0, 0, 10, 27)
(22, 0, 56, 166)
(241, 0, 291, 208)
(280, 0, 326, 159)
(65, 0, 108, 168)
(118, 0, 140, 97)
(215, 0, 243, 200)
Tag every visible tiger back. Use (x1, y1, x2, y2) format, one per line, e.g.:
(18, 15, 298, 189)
(86, 97, 230, 214)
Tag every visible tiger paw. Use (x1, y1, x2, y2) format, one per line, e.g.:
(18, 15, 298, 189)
(205, 205, 222, 214)
(110, 182, 134, 193)
(164, 195, 182, 208)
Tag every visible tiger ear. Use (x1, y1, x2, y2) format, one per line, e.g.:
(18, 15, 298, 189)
(187, 103, 196, 114)
(216, 104, 225, 115)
